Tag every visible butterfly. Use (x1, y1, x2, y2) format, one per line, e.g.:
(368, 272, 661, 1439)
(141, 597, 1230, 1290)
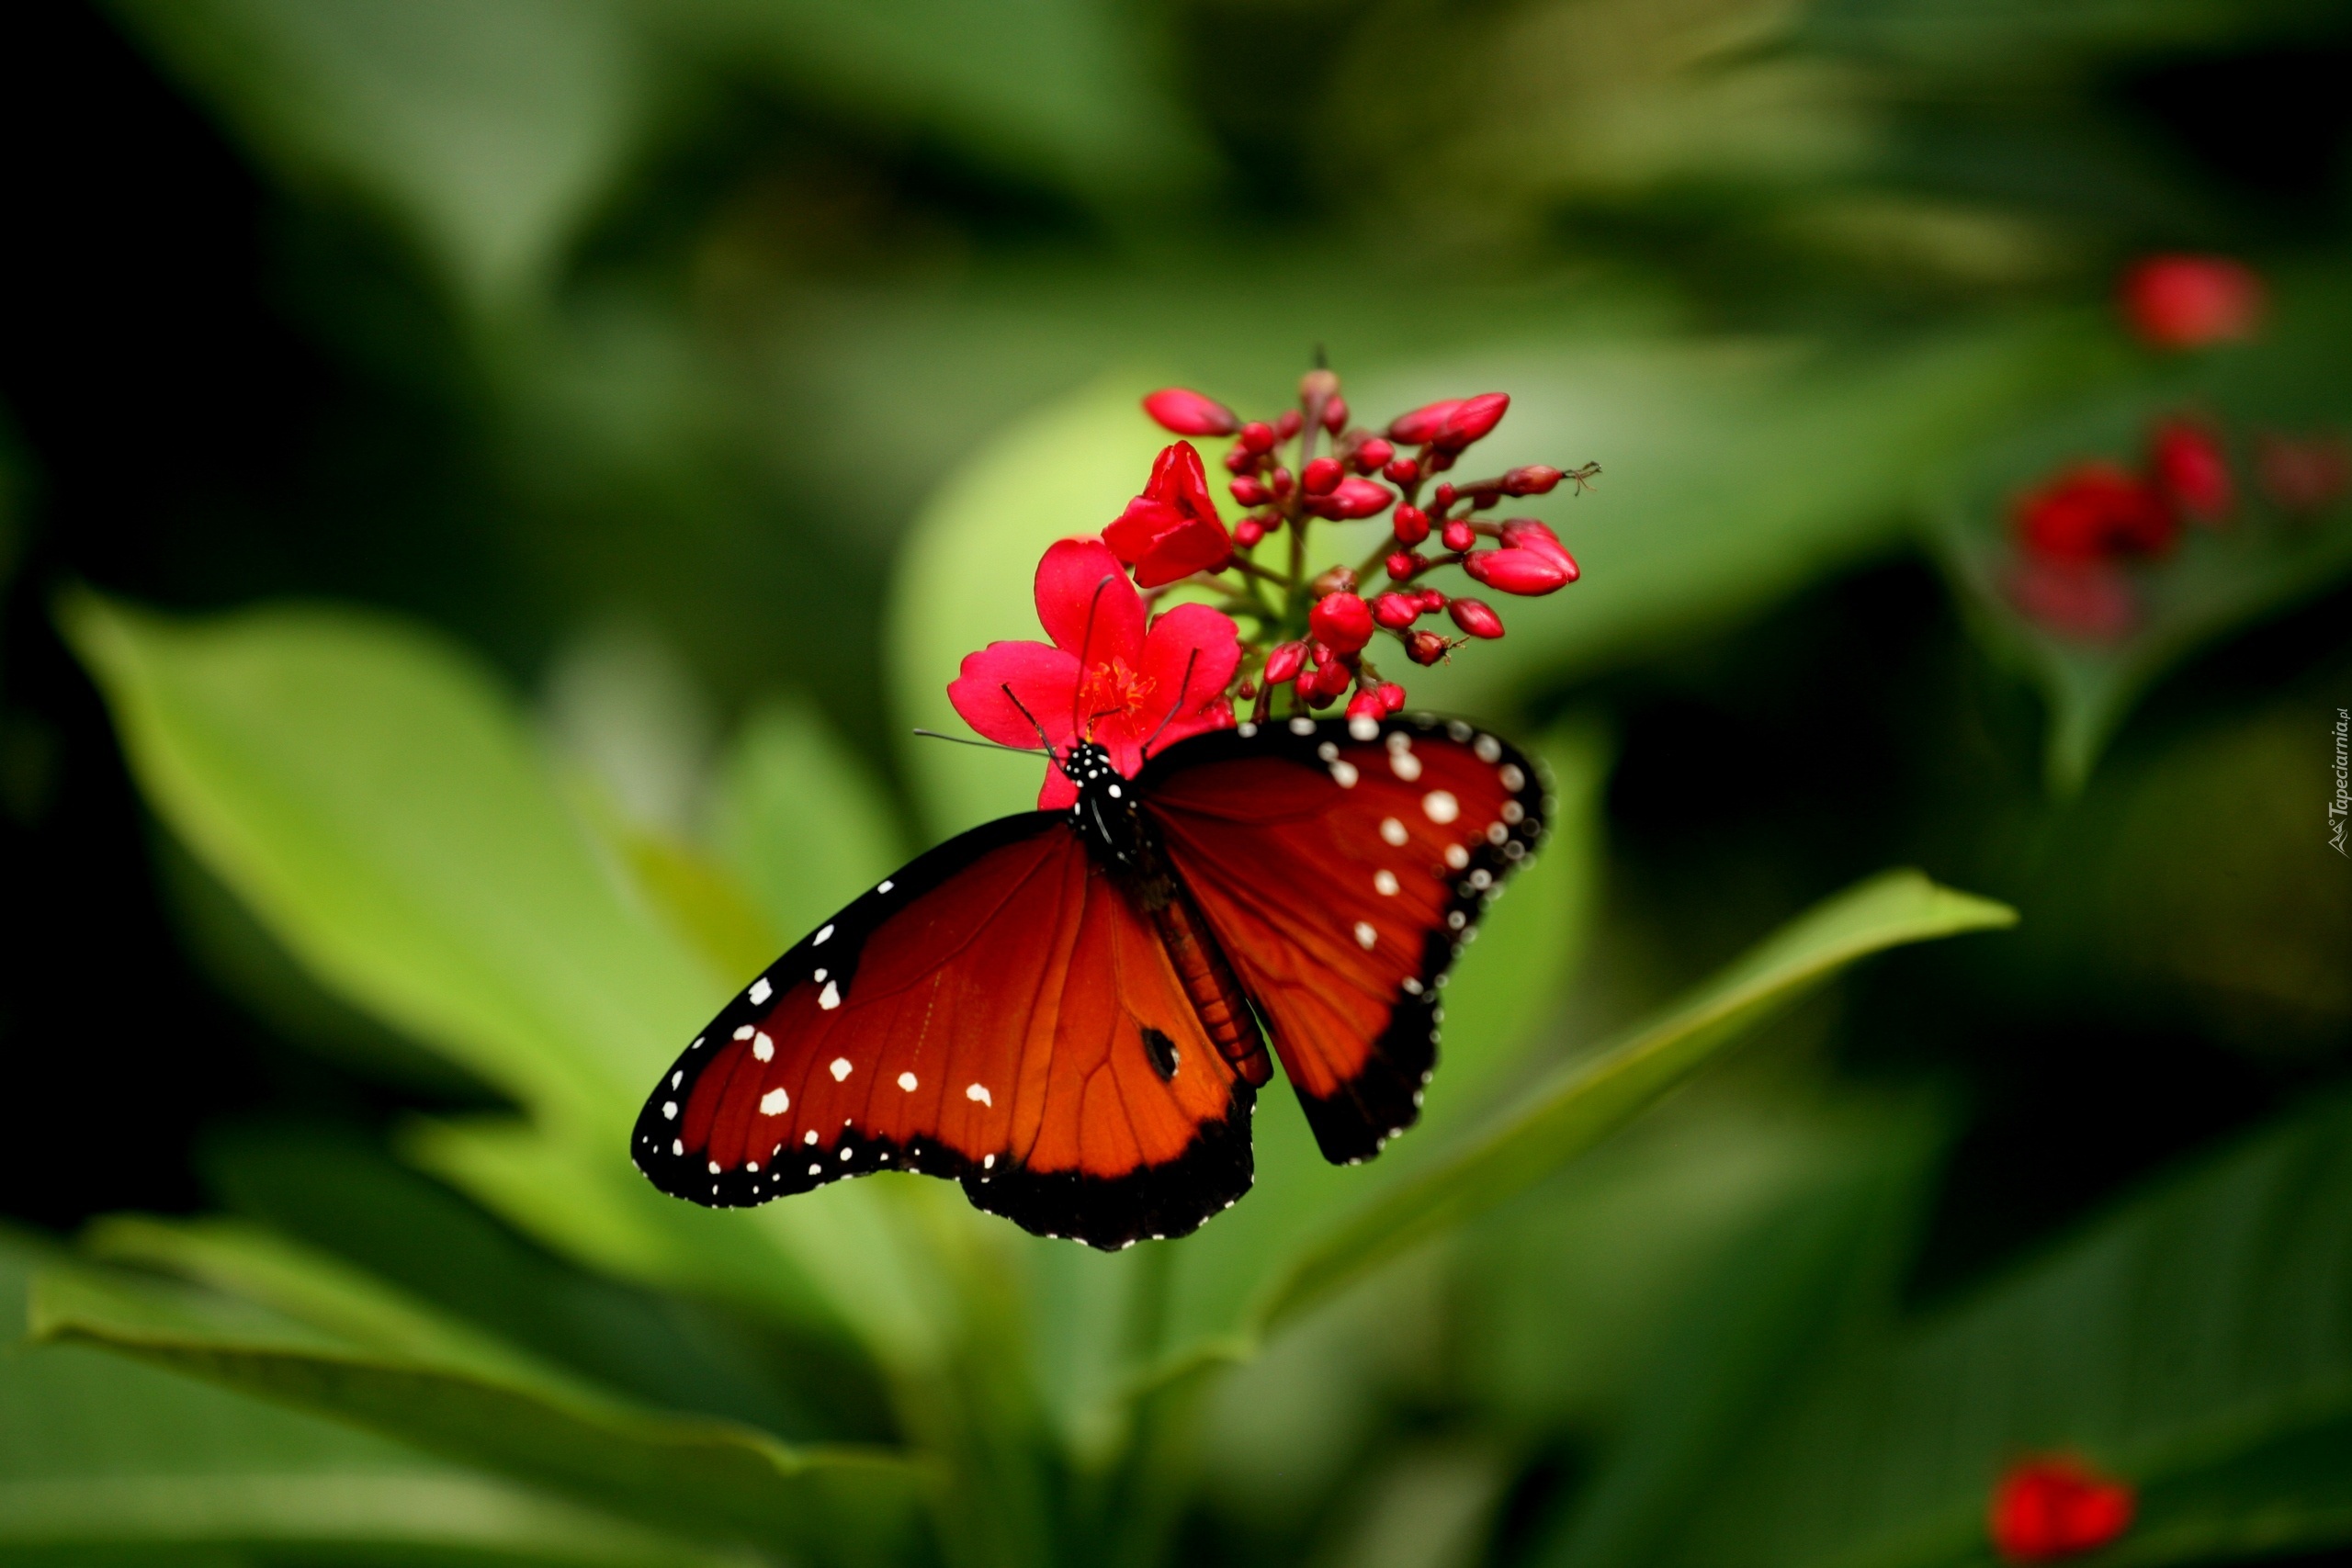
(632, 712, 1545, 1250)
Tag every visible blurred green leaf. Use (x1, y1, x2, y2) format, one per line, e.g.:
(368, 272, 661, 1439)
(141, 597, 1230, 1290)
(1258, 870, 2015, 1333)
(28, 1253, 924, 1565)
(105, 0, 651, 310)
(1645, 1090, 2352, 1568)
(0, 1231, 739, 1568)
(1924, 289, 2352, 792)
(632, 0, 1212, 209)
(62, 592, 715, 1135)
(708, 696, 906, 943)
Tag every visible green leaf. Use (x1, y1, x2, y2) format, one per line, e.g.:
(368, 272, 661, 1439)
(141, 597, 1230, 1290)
(28, 1254, 925, 1565)
(1923, 286, 2352, 792)
(104, 0, 651, 310)
(1645, 1089, 2352, 1568)
(0, 1230, 740, 1568)
(62, 592, 716, 1139)
(632, 0, 1212, 209)
(1255, 870, 2016, 1333)
(707, 696, 906, 943)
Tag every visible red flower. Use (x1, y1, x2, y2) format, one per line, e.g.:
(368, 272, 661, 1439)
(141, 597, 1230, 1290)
(1309, 592, 1374, 653)
(2015, 462, 2177, 562)
(2148, 419, 2233, 524)
(2120, 255, 2265, 350)
(1107, 443, 1235, 588)
(948, 538, 1240, 807)
(1991, 1457, 2134, 1562)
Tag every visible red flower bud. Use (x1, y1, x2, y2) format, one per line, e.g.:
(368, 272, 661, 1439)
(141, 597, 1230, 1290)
(1463, 547, 1574, 595)
(1499, 519, 1577, 575)
(1142, 388, 1240, 436)
(1388, 399, 1464, 445)
(1385, 551, 1425, 582)
(1303, 456, 1343, 496)
(2120, 255, 2265, 350)
(1345, 688, 1384, 724)
(1310, 565, 1359, 596)
(1275, 410, 1304, 440)
(1449, 597, 1505, 637)
(1223, 446, 1256, 474)
(1230, 476, 1270, 507)
(1441, 520, 1476, 552)
(1425, 449, 1455, 473)
(1391, 504, 1431, 545)
(1272, 467, 1295, 497)
(1405, 631, 1452, 666)
(1322, 396, 1349, 434)
(1371, 592, 1423, 629)
(1416, 589, 1448, 613)
(2149, 418, 2233, 523)
(1353, 437, 1395, 472)
(1384, 457, 1419, 484)
(1234, 518, 1266, 549)
(1262, 641, 1307, 686)
(1502, 464, 1563, 496)
(1305, 656, 1354, 706)
(1310, 477, 1396, 520)
(1434, 393, 1509, 451)
(1433, 482, 1457, 508)
(1239, 421, 1277, 453)
(1375, 682, 1408, 714)
(1990, 1457, 2134, 1562)
(1310, 592, 1375, 653)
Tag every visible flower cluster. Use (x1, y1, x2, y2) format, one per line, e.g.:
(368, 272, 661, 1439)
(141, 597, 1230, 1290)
(2006, 406, 2346, 642)
(949, 367, 1595, 802)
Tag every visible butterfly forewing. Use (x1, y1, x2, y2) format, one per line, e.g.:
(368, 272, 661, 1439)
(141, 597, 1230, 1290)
(633, 814, 1254, 1250)
(1140, 715, 1547, 1163)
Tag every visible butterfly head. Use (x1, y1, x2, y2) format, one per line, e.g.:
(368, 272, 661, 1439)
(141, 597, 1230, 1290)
(1062, 740, 1143, 864)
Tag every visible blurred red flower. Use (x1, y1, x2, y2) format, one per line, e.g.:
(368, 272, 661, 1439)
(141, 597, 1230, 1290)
(2148, 419, 2233, 524)
(1990, 1456, 2134, 1562)
(2255, 432, 2352, 516)
(2120, 254, 2265, 349)
(1106, 442, 1234, 588)
(2015, 462, 2177, 562)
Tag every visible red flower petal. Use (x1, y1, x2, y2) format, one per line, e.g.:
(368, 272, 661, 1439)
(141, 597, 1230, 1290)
(1034, 537, 1145, 665)
(946, 640, 1081, 756)
(2120, 254, 2265, 350)
(1106, 443, 1232, 588)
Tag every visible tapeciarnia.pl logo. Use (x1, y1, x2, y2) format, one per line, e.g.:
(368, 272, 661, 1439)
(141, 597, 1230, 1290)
(2332, 706, 2349, 857)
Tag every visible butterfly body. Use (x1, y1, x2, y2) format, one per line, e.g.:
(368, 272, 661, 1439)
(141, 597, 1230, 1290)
(634, 714, 1546, 1250)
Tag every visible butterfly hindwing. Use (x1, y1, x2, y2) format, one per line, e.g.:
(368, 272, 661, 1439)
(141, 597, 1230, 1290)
(1140, 714, 1547, 1164)
(632, 814, 1254, 1249)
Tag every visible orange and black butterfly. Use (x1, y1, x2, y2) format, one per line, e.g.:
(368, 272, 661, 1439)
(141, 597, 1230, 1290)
(633, 714, 1545, 1249)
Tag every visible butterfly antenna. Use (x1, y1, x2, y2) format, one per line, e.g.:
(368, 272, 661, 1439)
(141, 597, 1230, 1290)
(911, 728, 1040, 756)
(1072, 574, 1117, 738)
(999, 683, 1061, 774)
(1140, 648, 1201, 755)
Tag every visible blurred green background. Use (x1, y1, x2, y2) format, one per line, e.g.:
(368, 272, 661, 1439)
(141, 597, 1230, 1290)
(3, 2, 2351, 1565)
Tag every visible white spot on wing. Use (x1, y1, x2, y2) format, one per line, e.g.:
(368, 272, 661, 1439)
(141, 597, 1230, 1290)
(760, 1088, 790, 1116)
(1499, 762, 1525, 791)
(1422, 790, 1461, 824)
(1329, 760, 1359, 787)
(819, 980, 841, 1010)
(1289, 716, 1316, 735)
(1354, 921, 1378, 950)
(877, 879, 894, 893)
(1444, 844, 1470, 869)
(1389, 750, 1422, 782)
(983, 1154, 995, 1169)
(1374, 870, 1399, 897)
(897, 1071, 918, 1091)
(662, 1101, 677, 1119)
(815, 924, 834, 945)
(1475, 734, 1502, 762)
(752, 1032, 775, 1062)
(671, 1071, 682, 1089)
(749, 977, 773, 1005)
(966, 1082, 992, 1106)
(1349, 715, 1378, 741)
(1380, 817, 1408, 847)
(830, 1057, 853, 1081)
(732, 1026, 754, 1041)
